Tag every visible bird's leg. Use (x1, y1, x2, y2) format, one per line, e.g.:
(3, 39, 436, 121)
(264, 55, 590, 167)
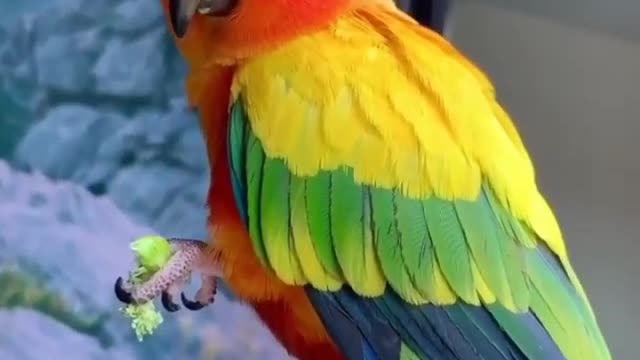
(114, 238, 221, 312)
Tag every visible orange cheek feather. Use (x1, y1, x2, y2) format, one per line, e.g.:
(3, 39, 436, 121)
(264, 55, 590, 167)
(194, 67, 341, 359)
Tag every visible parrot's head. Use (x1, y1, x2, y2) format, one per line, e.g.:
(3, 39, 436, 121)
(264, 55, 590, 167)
(161, 0, 450, 67)
(161, 0, 355, 67)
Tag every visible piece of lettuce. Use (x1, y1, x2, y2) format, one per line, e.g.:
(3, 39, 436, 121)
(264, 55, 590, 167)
(119, 235, 173, 341)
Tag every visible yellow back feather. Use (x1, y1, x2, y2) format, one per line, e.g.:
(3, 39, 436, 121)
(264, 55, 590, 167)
(230, 6, 567, 260)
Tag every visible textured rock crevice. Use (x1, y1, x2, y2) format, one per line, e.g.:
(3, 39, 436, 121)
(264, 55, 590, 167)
(0, 152, 290, 360)
(2, 0, 208, 238)
(0, 1, 291, 359)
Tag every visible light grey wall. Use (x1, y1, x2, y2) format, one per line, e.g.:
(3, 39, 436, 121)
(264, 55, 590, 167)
(450, 3, 640, 359)
(474, 0, 640, 43)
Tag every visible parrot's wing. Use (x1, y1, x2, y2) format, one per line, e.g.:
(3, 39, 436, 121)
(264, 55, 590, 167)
(227, 8, 611, 360)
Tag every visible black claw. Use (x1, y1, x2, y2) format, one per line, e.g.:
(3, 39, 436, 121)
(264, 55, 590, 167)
(114, 277, 133, 304)
(161, 292, 180, 312)
(181, 292, 206, 311)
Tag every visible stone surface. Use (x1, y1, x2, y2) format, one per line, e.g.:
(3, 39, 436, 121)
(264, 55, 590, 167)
(0, 160, 290, 360)
(34, 32, 97, 92)
(0, 1, 291, 359)
(5, 0, 209, 243)
(14, 104, 126, 183)
(0, 310, 135, 360)
(93, 29, 167, 98)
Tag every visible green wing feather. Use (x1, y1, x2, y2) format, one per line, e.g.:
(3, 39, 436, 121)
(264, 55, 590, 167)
(305, 172, 343, 279)
(227, 101, 611, 360)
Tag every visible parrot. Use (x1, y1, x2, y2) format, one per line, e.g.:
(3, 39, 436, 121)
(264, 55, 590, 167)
(113, 0, 613, 359)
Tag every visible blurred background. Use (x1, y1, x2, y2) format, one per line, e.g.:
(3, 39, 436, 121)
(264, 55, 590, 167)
(0, 0, 637, 359)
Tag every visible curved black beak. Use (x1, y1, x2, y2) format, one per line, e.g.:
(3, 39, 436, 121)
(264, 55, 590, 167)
(169, 0, 200, 38)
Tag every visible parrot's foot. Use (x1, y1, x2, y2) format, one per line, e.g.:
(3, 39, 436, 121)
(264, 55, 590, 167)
(114, 238, 221, 312)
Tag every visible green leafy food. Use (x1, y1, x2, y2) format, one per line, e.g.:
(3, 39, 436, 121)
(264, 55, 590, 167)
(120, 302, 164, 342)
(119, 235, 174, 341)
(130, 235, 174, 277)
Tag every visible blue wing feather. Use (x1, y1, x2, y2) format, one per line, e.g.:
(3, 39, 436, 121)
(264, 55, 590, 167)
(307, 275, 566, 360)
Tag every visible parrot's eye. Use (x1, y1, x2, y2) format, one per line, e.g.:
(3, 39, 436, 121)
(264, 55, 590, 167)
(169, 0, 238, 38)
(197, 0, 238, 16)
